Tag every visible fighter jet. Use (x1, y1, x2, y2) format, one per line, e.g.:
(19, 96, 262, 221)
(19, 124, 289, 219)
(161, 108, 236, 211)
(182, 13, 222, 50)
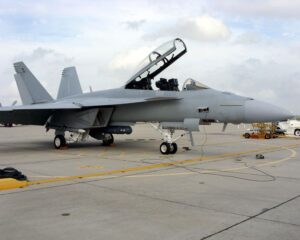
(0, 38, 293, 154)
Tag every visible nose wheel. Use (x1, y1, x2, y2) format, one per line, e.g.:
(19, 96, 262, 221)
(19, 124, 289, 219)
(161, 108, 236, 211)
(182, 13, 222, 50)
(160, 142, 178, 155)
(150, 123, 184, 155)
(170, 143, 178, 154)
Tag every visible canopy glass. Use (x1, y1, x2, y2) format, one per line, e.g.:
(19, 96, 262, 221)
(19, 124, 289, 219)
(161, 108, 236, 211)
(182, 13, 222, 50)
(125, 38, 187, 90)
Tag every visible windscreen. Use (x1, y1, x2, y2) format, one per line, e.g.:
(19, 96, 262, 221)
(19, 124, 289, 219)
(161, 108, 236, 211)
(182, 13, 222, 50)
(182, 78, 209, 91)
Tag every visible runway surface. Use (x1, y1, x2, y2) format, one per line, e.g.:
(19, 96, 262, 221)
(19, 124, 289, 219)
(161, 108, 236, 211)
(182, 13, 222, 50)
(0, 124, 299, 240)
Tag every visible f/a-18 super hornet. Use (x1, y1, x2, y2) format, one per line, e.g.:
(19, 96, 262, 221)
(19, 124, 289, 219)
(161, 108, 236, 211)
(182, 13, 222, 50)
(0, 38, 293, 154)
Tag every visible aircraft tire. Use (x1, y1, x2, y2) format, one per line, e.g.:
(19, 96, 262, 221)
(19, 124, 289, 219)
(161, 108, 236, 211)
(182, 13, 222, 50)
(54, 135, 66, 149)
(294, 129, 300, 137)
(169, 143, 178, 154)
(102, 133, 114, 146)
(160, 142, 171, 154)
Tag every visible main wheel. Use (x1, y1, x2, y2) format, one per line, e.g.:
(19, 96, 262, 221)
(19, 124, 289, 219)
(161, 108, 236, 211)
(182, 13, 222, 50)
(102, 133, 114, 146)
(294, 129, 300, 137)
(169, 143, 178, 154)
(54, 135, 66, 149)
(160, 142, 171, 155)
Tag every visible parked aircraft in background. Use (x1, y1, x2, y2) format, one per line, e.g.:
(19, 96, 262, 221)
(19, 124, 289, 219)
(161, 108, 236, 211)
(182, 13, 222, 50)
(0, 38, 293, 154)
(0, 101, 17, 127)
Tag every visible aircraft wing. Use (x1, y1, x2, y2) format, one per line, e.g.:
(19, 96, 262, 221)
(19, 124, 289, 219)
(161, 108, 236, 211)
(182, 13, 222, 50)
(0, 102, 80, 125)
(0, 102, 81, 111)
(0, 96, 181, 125)
(73, 96, 181, 107)
(0, 96, 180, 111)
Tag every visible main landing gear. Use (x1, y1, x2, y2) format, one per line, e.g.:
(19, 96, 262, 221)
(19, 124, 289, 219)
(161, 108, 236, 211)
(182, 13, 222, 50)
(54, 135, 67, 149)
(102, 133, 114, 146)
(53, 130, 89, 149)
(53, 130, 115, 149)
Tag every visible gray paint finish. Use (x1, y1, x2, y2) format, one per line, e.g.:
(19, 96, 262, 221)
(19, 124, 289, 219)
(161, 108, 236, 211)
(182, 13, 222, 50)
(57, 67, 83, 99)
(0, 39, 294, 146)
(14, 62, 53, 104)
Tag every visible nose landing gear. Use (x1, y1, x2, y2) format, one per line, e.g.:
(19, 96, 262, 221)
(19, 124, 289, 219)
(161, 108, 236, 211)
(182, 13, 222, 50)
(160, 142, 178, 154)
(151, 124, 186, 155)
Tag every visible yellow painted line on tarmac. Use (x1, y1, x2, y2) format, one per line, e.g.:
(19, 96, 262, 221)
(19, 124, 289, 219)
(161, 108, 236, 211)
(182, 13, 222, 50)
(126, 147, 297, 178)
(28, 175, 69, 178)
(24, 143, 300, 188)
(80, 165, 104, 169)
(0, 178, 28, 190)
(126, 172, 195, 178)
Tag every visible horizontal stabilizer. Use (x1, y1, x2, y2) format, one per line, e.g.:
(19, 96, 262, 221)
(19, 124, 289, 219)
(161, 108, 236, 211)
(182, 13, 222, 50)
(14, 62, 53, 104)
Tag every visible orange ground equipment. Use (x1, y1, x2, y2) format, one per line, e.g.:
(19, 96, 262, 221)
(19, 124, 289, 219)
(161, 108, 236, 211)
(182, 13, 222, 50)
(243, 123, 279, 139)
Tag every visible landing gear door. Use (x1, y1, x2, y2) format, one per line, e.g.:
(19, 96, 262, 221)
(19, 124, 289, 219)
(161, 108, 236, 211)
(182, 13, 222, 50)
(93, 108, 114, 128)
(47, 108, 114, 130)
(184, 118, 200, 132)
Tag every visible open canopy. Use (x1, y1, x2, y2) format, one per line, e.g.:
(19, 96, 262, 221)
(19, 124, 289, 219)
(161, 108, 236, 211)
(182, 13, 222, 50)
(125, 38, 187, 90)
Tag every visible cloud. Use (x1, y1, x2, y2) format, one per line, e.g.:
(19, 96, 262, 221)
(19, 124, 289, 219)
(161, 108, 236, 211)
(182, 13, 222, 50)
(0, 0, 299, 116)
(108, 46, 153, 71)
(0, 81, 19, 106)
(0, 47, 75, 102)
(210, 0, 300, 19)
(143, 15, 231, 42)
(124, 20, 146, 30)
(234, 32, 261, 44)
(181, 16, 231, 41)
(199, 57, 300, 113)
(15, 47, 74, 64)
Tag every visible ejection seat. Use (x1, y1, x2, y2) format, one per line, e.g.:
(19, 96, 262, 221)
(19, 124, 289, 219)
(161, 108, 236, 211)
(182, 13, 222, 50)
(156, 78, 179, 91)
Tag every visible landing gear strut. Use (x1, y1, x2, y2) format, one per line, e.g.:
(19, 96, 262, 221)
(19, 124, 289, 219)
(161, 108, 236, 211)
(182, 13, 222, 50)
(151, 124, 184, 155)
(53, 129, 89, 149)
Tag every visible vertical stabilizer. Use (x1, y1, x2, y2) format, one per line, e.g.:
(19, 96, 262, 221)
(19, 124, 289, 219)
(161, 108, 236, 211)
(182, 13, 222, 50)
(14, 62, 53, 105)
(57, 67, 83, 99)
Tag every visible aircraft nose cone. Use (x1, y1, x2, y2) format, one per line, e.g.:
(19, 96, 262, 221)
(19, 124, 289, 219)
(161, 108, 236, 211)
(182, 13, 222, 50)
(244, 100, 294, 123)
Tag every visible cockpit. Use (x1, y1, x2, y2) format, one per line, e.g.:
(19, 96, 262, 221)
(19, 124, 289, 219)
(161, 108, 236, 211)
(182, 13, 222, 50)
(124, 38, 209, 92)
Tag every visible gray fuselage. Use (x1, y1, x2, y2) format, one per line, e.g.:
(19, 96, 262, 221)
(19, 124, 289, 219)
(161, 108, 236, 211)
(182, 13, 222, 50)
(68, 87, 291, 125)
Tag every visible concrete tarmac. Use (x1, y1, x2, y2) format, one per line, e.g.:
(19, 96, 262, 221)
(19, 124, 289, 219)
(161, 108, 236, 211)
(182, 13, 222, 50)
(0, 124, 299, 240)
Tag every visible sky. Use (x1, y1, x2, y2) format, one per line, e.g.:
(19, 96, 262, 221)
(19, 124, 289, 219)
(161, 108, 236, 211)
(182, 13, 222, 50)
(0, 0, 299, 113)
